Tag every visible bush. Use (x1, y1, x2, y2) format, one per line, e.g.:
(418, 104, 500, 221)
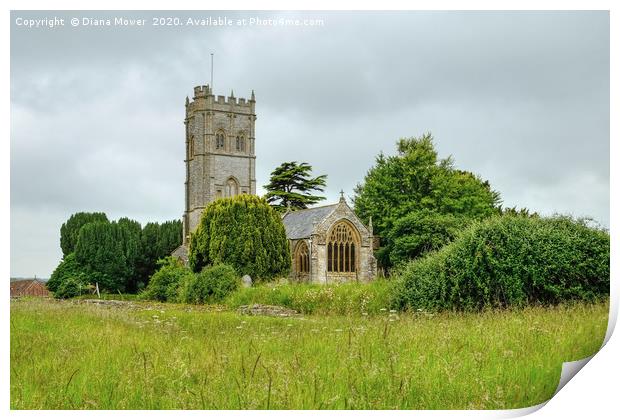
(225, 280, 392, 315)
(189, 195, 290, 280)
(385, 210, 464, 267)
(392, 215, 610, 311)
(54, 276, 87, 299)
(178, 264, 239, 304)
(47, 253, 88, 293)
(141, 257, 193, 302)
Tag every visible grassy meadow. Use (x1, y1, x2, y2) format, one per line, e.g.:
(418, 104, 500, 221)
(10, 297, 608, 410)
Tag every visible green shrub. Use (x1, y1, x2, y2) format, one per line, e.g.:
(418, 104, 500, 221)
(225, 280, 392, 315)
(188, 195, 290, 280)
(47, 253, 87, 293)
(54, 276, 87, 299)
(386, 210, 465, 267)
(392, 215, 610, 311)
(178, 264, 239, 304)
(141, 257, 193, 302)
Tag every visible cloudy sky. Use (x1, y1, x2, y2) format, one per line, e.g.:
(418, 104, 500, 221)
(10, 10, 609, 278)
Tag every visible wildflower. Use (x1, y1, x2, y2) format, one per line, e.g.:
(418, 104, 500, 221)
(389, 309, 397, 313)
(380, 308, 387, 312)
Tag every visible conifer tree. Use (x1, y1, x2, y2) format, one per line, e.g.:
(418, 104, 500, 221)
(263, 161, 327, 212)
(60, 212, 108, 256)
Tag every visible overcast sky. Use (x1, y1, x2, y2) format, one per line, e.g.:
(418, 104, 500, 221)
(10, 11, 609, 278)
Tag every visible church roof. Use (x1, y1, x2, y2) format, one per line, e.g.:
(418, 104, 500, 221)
(282, 204, 339, 239)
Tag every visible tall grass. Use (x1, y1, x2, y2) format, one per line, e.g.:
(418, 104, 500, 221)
(11, 298, 608, 409)
(224, 280, 393, 315)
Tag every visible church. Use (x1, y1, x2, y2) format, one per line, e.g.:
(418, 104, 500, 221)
(173, 84, 377, 283)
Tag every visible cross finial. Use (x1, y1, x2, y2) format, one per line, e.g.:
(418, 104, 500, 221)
(339, 189, 345, 202)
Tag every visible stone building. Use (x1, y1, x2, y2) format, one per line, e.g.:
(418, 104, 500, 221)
(182, 84, 257, 244)
(282, 193, 377, 283)
(175, 83, 378, 283)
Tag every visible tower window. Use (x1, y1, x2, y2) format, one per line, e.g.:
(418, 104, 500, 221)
(226, 178, 239, 197)
(216, 132, 225, 149)
(236, 135, 245, 152)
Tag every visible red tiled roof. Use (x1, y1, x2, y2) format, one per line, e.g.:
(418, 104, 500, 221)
(10, 280, 50, 297)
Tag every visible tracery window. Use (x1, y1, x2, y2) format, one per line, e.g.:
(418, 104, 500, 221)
(327, 221, 358, 273)
(295, 241, 310, 274)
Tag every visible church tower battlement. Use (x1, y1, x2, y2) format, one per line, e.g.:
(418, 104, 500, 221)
(183, 84, 257, 244)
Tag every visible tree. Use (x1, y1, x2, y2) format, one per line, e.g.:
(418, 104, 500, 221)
(353, 133, 501, 269)
(117, 217, 142, 292)
(385, 210, 464, 267)
(54, 211, 183, 294)
(47, 253, 88, 294)
(60, 212, 108, 256)
(74, 221, 132, 292)
(137, 220, 183, 289)
(263, 161, 327, 212)
(189, 195, 290, 279)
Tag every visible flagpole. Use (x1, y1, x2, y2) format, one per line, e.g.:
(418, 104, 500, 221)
(210, 53, 214, 92)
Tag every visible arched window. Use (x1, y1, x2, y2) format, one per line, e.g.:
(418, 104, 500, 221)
(295, 241, 310, 275)
(327, 221, 358, 273)
(226, 178, 239, 197)
(236, 135, 245, 152)
(215, 131, 225, 149)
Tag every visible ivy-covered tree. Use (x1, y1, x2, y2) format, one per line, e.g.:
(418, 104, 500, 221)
(60, 212, 108, 256)
(353, 133, 501, 269)
(189, 195, 290, 279)
(263, 161, 327, 212)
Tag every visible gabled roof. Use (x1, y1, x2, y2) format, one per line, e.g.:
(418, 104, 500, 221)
(10, 279, 49, 297)
(282, 204, 339, 239)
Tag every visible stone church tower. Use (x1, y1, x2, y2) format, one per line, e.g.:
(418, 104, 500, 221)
(183, 84, 257, 244)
